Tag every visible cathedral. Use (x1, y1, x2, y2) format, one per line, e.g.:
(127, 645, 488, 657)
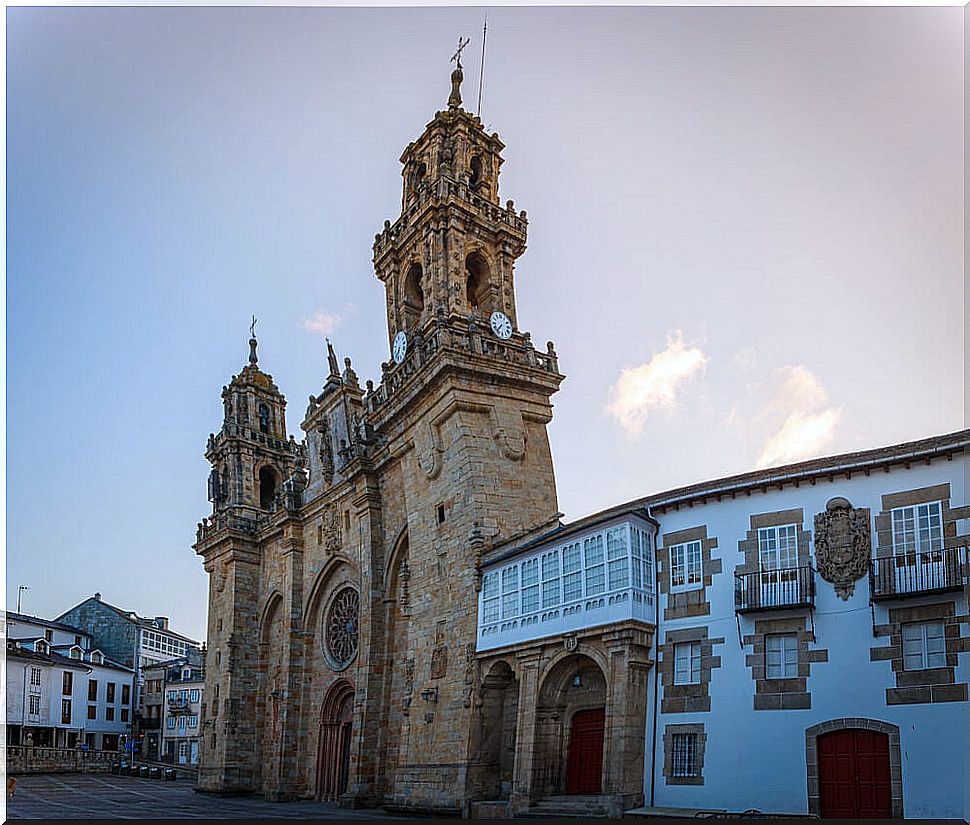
(195, 59, 969, 819)
(195, 60, 568, 813)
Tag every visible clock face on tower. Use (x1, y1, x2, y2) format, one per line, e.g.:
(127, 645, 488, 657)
(392, 331, 408, 364)
(490, 311, 513, 340)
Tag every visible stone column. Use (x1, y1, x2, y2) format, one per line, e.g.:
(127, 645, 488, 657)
(510, 652, 542, 815)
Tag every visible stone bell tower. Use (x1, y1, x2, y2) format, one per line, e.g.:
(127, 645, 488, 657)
(359, 56, 566, 811)
(374, 56, 526, 345)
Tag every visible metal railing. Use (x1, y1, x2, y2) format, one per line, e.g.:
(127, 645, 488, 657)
(735, 566, 815, 613)
(870, 545, 970, 600)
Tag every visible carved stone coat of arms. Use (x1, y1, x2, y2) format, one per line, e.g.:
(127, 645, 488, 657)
(813, 497, 871, 600)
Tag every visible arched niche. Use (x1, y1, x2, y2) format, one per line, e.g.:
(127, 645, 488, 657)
(465, 252, 490, 312)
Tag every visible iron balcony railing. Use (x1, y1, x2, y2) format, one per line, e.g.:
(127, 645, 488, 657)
(735, 565, 815, 613)
(869, 545, 970, 601)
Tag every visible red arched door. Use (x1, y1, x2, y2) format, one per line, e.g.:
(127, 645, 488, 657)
(566, 708, 605, 794)
(818, 729, 892, 818)
(317, 681, 354, 801)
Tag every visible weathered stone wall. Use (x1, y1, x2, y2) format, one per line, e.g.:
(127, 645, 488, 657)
(7, 746, 116, 775)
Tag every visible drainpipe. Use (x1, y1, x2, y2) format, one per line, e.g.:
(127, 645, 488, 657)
(648, 507, 660, 808)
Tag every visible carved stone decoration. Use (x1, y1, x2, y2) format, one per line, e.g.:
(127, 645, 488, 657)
(318, 419, 334, 486)
(399, 561, 411, 618)
(462, 643, 477, 707)
(403, 657, 415, 715)
(430, 646, 448, 679)
(814, 497, 871, 600)
(323, 587, 360, 671)
(562, 634, 578, 653)
(491, 408, 527, 461)
(322, 505, 341, 554)
(414, 420, 442, 480)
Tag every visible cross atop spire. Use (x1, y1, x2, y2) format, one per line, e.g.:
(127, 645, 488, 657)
(451, 36, 470, 69)
(248, 315, 258, 365)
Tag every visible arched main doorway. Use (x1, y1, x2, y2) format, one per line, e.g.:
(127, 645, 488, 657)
(317, 680, 354, 801)
(534, 654, 607, 798)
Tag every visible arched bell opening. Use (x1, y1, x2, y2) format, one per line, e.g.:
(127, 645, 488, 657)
(465, 252, 491, 313)
(258, 466, 279, 510)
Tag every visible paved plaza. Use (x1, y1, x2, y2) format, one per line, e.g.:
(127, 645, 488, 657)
(6, 773, 407, 820)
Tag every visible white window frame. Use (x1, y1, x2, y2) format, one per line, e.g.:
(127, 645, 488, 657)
(188, 715, 198, 728)
(673, 642, 701, 685)
(167, 717, 176, 730)
(891, 502, 944, 564)
(190, 689, 200, 703)
(28, 694, 40, 716)
(671, 733, 699, 778)
(29, 667, 42, 687)
(765, 633, 799, 679)
(902, 621, 946, 670)
(669, 540, 703, 592)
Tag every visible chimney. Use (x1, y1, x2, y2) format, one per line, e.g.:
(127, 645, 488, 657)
(94, 592, 101, 601)
(155, 617, 169, 630)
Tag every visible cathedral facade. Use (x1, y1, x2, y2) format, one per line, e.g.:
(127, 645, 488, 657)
(195, 63, 969, 819)
(194, 63, 568, 813)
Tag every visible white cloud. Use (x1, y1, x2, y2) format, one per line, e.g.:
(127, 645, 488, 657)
(756, 408, 843, 469)
(303, 310, 341, 337)
(753, 365, 842, 469)
(605, 330, 708, 437)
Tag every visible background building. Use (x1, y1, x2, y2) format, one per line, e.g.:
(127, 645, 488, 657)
(140, 652, 205, 764)
(6, 616, 136, 751)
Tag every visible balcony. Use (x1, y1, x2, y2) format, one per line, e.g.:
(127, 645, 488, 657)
(735, 566, 815, 613)
(870, 545, 970, 601)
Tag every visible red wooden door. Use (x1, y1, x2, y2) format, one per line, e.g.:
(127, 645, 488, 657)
(566, 708, 605, 794)
(818, 729, 892, 819)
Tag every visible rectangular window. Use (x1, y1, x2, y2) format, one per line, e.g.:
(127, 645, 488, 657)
(88, 680, 98, 702)
(541, 551, 561, 608)
(669, 540, 703, 590)
(167, 717, 175, 729)
(501, 566, 519, 620)
(190, 689, 200, 703)
(30, 667, 41, 687)
(106, 683, 116, 703)
(179, 690, 188, 703)
(673, 642, 701, 685)
(122, 684, 130, 705)
(584, 535, 605, 596)
(178, 715, 186, 731)
(892, 502, 943, 562)
(562, 543, 583, 602)
(87, 705, 97, 720)
(902, 621, 946, 670)
(62, 671, 73, 696)
(188, 715, 198, 728)
(105, 706, 115, 721)
(671, 733, 699, 778)
(482, 572, 500, 624)
(520, 558, 540, 615)
(765, 634, 799, 679)
(28, 695, 40, 716)
(607, 527, 630, 589)
(121, 708, 129, 722)
(61, 699, 72, 724)
(758, 525, 799, 571)
(45, 629, 54, 642)
(168, 690, 178, 702)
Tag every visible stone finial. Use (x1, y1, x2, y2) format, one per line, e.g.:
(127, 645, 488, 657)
(326, 338, 340, 378)
(343, 357, 360, 389)
(248, 336, 258, 366)
(448, 64, 463, 108)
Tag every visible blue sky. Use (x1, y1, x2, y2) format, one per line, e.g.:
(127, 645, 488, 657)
(7, 6, 964, 641)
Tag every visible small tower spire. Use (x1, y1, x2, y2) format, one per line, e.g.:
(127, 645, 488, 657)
(326, 338, 340, 378)
(248, 315, 258, 365)
(449, 37, 470, 108)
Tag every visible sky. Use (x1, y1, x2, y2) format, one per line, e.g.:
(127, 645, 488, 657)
(7, 6, 964, 642)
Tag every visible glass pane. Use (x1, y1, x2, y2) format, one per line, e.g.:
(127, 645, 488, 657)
(608, 558, 629, 589)
(542, 552, 560, 580)
(483, 573, 498, 599)
(562, 544, 581, 574)
(584, 535, 604, 567)
(521, 585, 540, 614)
(563, 572, 582, 602)
(585, 564, 605, 595)
(542, 579, 560, 608)
(607, 527, 628, 560)
(521, 558, 539, 587)
(502, 566, 518, 593)
(501, 592, 518, 619)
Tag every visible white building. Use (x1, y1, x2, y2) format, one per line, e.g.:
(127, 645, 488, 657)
(477, 429, 969, 819)
(6, 631, 135, 751)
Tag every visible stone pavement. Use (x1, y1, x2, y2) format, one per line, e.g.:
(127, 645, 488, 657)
(6, 774, 407, 820)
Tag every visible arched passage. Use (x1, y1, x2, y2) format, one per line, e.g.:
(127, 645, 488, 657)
(472, 661, 520, 800)
(533, 654, 607, 797)
(316, 679, 355, 801)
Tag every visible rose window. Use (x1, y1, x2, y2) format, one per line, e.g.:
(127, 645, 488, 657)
(325, 588, 360, 670)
